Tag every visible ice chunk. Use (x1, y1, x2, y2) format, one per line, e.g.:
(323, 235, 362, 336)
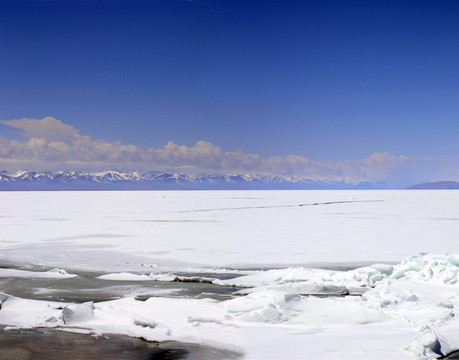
(0, 292, 9, 309)
(0, 292, 9, 303)
(391, 253, 459, 284)
(226, 292, 300, 323)
(62, 302, 95, 324)
(362, 282, 418, 308)
(408, 325, 444, 358)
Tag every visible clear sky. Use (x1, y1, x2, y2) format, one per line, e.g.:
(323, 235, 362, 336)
(0, 0, 458, 185)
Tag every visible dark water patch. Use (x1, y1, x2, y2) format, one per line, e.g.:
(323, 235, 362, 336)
(0, 327, 242, 360)
(0, 267, 243, 303)
(213, 274, 241, 281)
(196, 285, 242, 298)
(440, 349, 459, 359)
(134, 283, 242, 302)
(0, 262, 45, 272)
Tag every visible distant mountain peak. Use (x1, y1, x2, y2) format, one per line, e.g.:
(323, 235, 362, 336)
(408, 181, 459, 190)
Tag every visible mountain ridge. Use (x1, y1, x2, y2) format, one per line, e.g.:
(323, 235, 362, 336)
(0, 170, 390, 190)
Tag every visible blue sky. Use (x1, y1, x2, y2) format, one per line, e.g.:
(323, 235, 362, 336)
(0, 0, 458, 185)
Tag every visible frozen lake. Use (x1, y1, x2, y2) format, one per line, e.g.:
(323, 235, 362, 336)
(3, 190, 459, 270)
(2, 190, 459, 359)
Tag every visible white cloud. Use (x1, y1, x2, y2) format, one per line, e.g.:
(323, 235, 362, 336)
(148, 140, 224, 168)
(0, 116, 79, 142)
(0, 116, 455, 186)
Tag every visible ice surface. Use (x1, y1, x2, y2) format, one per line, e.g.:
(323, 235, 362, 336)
(0, 268, 78, 279)
(2, 191, 459, 358)
(3, 190, 459, 271)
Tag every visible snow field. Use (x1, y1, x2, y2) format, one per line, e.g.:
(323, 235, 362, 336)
(3, 190, 459, 358)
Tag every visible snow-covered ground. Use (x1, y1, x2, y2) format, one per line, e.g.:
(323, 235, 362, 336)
(2, 190, 459, 359)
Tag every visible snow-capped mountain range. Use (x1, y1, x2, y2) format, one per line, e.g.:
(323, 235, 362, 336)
(0, 170, 389, 190)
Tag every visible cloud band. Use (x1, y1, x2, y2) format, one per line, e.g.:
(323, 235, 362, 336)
(0, 116, 449, 187)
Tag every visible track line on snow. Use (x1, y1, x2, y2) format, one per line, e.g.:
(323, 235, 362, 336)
(177, 199, 386, 213)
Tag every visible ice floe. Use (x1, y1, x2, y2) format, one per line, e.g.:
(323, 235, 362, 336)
(0, 268, 78, 279)
(97, 272, 215, 283)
